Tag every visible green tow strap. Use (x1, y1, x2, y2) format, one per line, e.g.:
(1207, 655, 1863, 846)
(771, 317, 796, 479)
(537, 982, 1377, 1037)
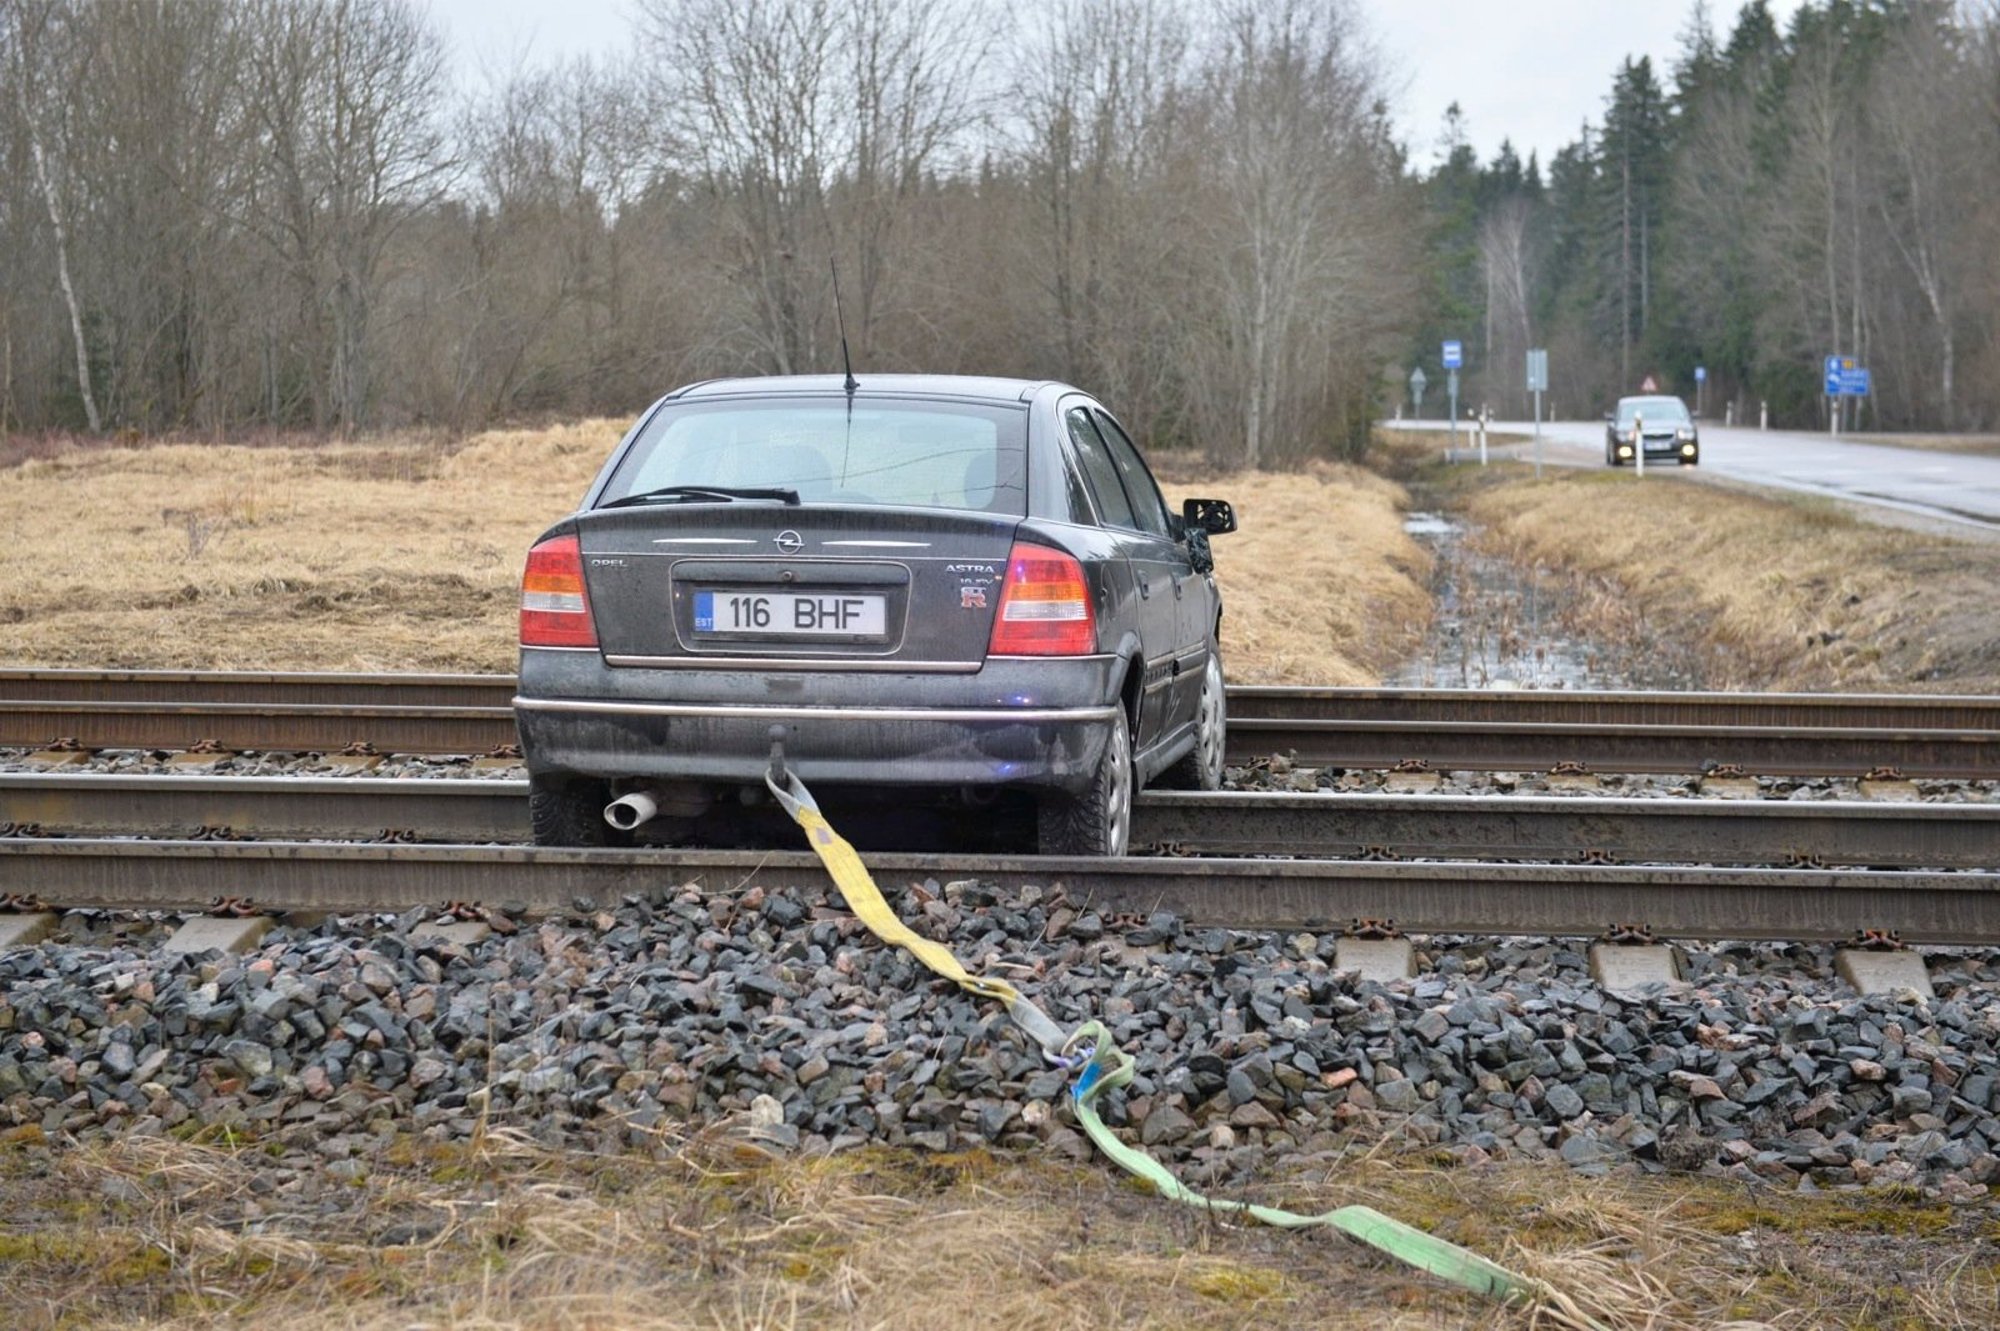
(764, 767, 1599, 1323)
(1066, 1018, 1542, 1301)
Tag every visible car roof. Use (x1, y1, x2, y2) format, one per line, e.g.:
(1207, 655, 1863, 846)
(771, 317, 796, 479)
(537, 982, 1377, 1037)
(1616, 395, 1688, 408)
(668, 374, 1061, 405)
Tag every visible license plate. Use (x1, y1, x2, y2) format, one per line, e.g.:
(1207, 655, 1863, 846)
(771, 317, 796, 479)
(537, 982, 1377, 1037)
(693, 590, 887, 636)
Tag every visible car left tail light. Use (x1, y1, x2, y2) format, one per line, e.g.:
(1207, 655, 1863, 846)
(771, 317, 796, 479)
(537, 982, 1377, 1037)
(988, 542, 1096, 655)
(520, 534, 598, 648)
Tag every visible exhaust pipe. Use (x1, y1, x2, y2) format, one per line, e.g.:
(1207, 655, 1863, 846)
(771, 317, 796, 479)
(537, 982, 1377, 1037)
(604, 791, 659, 831)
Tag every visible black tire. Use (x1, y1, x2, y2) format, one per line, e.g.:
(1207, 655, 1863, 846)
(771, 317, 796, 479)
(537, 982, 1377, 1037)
(1160, 647, 1226, 791)
(529, 773, 613, 847)
(1038, 708, 1134, 856)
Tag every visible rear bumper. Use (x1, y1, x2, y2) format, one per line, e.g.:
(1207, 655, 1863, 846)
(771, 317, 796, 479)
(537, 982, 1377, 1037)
(514, 696, 1117, 791)
(514, 647, 1124, 794)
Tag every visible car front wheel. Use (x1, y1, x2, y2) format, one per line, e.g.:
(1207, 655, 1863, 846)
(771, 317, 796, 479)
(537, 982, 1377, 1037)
(1038, 708, 1133, 856)
(1161, 648, 1226, 790)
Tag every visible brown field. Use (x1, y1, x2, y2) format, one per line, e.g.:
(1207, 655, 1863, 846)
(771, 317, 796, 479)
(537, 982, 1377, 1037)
(0, 426, 1429, 684)
(6, 1130, 1995, 1330)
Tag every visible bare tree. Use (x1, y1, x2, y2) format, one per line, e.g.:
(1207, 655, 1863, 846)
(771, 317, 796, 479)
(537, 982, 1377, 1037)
(637, 0, 842, 374)
(2, 0, 98, 431)
(1191, 0, 1398, 467)
(1870, 6, 1974, 426)
(237, 0, 452, 431)
(1478, 195, 1534, 414)
(1012, 0, 1190, 391)
(840, 0, 990, 357)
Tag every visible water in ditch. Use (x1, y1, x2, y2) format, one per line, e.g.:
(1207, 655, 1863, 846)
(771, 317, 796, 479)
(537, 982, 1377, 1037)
(1387, 511, 1711, 691)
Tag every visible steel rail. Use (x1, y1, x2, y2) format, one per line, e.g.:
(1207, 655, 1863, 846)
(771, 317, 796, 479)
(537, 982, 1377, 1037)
(1135, 790, 2000, 869)
(5, 774, 1997, 869)
(3, 670, 1998, 777)
(0, 668, 514, 708)
(2, 837, 1996, 943)
(1225, 685, 2000, 731)
(1225, 718, 2000, 778)
(11, 670, 1997, 731)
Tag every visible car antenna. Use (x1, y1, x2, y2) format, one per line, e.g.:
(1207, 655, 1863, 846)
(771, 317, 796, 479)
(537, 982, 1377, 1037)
(829, 253, 857, 487)
(830, 255, 858, 395)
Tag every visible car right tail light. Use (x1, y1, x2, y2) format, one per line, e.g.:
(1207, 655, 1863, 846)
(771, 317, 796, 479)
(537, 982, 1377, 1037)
(988, 542, 1096, 655)
(520, 533, 598, 648)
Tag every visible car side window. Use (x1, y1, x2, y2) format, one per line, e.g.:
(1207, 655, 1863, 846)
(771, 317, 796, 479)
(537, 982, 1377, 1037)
(1091, 410, 1171, 539)
(1065, 407, 1137, 530)
(1057, 439, 1099, 525)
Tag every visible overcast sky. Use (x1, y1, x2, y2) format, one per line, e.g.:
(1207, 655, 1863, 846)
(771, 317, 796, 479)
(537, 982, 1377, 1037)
(426, 0, 1810, 169)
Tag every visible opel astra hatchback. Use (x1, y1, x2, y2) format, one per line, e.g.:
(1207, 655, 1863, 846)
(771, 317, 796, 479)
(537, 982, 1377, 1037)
(513, 374, 1236, 855)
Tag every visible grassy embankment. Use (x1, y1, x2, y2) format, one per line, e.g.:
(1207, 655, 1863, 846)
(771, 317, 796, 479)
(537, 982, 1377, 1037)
(5, 1129, 1994, 1330)
(1379, 430, 2000, 694)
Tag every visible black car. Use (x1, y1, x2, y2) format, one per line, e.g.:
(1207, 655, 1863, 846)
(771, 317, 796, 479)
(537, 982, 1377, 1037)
(1605, 394, 1699, 466)
(513, 375, 1235, 856)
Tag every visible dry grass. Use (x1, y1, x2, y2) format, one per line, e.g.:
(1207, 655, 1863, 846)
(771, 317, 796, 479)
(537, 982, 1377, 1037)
(1449, 465, 2000, 693)
(0, 426, 1428, 685)
(0, 422, 620, 672)
(1160, 463, 1432, 686)
(3, 1132, 1992, 1330)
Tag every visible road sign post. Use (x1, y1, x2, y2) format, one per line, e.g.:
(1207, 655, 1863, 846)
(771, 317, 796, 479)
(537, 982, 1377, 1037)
(1525, 348, 1548, 478)
(1447, 370, 1459, 454)
(1442, 341, 1463, 456)
(1408, 365, 1427, 418)
(1694, 364, 1707, 419)
(1824, 355, 1871, 436)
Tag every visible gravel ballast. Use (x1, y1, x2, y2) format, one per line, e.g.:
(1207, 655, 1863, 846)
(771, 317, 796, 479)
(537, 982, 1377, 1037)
(3, 877, 1997, 1203)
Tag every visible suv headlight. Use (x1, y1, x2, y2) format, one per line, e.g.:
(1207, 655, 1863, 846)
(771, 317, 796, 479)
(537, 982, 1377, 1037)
(1676, 427, 1694, 440)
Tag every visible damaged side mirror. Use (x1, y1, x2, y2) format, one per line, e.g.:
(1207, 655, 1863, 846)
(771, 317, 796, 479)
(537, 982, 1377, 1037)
(1182, 497, 1236, 536)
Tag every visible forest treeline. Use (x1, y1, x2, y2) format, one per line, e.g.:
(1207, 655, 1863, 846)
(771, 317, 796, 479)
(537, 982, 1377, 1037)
(1431, 0, 2000, 432)
(0, 0, 1995, 464)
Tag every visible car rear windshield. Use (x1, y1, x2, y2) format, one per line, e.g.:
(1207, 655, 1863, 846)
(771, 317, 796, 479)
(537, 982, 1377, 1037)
(1615, 398, 1691, 426)
(599, 398, 1029, 515)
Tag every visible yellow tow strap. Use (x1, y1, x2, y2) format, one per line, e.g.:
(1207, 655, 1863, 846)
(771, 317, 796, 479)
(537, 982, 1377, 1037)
(763, 766, 1602, 1326)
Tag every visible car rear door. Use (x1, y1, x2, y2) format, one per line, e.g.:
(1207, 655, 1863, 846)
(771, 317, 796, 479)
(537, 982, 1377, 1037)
(1090, 408, 1209, 727)
(1061, 403, 1182, 755)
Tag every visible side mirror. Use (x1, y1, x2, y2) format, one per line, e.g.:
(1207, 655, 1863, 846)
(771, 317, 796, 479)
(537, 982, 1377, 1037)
(1182, 497, 1237, 536)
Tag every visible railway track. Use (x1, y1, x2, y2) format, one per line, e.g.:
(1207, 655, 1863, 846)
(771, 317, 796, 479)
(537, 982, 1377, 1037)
(3, 673, 1995, 944)
(3, 836, 1996, 943)
(2, 772, 1996, 942)
(3, 773, 1996, 869)
(4, 670, 1999, 777)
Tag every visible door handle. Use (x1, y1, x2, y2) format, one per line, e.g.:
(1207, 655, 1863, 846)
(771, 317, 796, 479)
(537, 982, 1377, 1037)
(1172, 573, 1186, 599)
(1136, 571, 1151, 598)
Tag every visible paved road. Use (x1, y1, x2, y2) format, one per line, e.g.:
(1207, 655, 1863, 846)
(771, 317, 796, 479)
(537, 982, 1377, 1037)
(1389, 418, 2000, 535)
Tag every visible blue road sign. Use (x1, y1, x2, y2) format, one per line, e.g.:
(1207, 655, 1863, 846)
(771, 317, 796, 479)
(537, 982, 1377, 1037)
(1442, 340, 1463, 369)
(1694, 365, 1707, 383)
(1824, 355, 1870, 396)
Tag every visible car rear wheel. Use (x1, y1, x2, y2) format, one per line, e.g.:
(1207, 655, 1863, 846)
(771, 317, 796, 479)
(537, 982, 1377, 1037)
(1038, 708, 1133, 856)
(1161, 648, 1226, 790)
(529, 773, 616, 847)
